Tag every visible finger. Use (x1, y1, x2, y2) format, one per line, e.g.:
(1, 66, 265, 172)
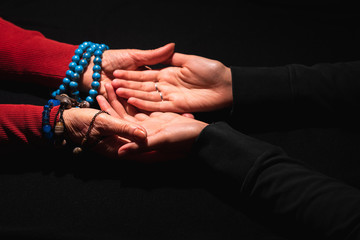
(104, 83, 129, 118)
(129, 43, 175, 68)
(118, 131, 172, 157)
(116, 88, 162, 102)
(96, 95, 120, 118)
(133, 113, 150, 121)
(93, 135, 130, 159)
(112, 79, 157, 92)
(127, 97, 180, 112)
(96, 113, 147, 142)
(181, 113, 195, 119)
(163, 52, 191, 67)
(113, 69, 158, 82)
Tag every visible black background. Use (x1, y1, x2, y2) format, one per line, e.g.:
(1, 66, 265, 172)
(1, 1, 360, 239)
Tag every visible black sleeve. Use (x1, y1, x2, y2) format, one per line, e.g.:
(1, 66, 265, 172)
(229, 61, 360, 130)
(192, 122, 360, 239)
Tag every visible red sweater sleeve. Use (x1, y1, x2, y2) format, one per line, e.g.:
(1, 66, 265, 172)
(0, 17, 78, 87)
(0, 104, 60, 144)
(0, 18, 78, 144)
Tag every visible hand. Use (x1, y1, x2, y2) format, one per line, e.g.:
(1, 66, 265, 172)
(63, 107, 147, 159)
(112, 53, 232, 113)
(79, 43, 175, 97)
(96, 84, 209, 161)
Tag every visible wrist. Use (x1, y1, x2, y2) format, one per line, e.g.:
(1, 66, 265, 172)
(223, 66, 233, 107)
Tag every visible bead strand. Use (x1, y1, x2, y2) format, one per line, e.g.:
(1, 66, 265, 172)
(52, 41, 109, 107)
(42, 99, 60, 140)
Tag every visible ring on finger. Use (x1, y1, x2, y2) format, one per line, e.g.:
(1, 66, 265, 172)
(159, 91, 163, 102)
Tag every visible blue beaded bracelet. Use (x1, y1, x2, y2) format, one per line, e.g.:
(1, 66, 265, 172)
(42, 99, 60, 140)
(51, 41, 109, 106)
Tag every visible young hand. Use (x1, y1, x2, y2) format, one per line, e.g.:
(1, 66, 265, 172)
(112, 53, 232, 113)
(97, 84, 208, 161)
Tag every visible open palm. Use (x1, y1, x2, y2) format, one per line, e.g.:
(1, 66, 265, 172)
(96, 84, 208, 161)
(112, 53, 233, 113)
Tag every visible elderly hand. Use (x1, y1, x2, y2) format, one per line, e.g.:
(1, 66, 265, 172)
(96, 84, 208, 161)
(112, 52, 232, 113)
(79, 43, 175, 97)
(62, 107, 147, 159)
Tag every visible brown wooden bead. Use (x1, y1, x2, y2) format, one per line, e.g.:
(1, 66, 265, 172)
(73, 147, 82, 155)
(54, 121, 64, 135)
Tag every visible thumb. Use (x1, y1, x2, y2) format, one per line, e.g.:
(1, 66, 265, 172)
(130, 43, 175, 67)
(96, 113, 147, 142)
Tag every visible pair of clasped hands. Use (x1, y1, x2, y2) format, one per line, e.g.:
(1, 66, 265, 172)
(63, 43, 233, 160)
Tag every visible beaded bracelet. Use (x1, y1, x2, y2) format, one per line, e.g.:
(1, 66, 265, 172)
(51, 41, 109, 107)
(43, 41, 109, 144)
(42, 99, 60, 140)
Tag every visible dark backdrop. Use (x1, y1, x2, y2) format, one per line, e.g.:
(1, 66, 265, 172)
(1, 1, 360, 239)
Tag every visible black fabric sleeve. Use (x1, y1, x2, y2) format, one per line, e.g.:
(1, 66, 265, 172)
(193, 122, 360, 239)
(229, 61, 360, 130)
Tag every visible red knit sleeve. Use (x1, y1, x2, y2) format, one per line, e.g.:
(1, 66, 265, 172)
(0, 18, 78, 87)
(0, 104, 60, 144)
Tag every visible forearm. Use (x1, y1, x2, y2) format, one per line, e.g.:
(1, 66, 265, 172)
(0, 18, 77, 87)
(193, 122, 360, 239)
(0, 104, 59, 144)
(230, 61, 360, 129)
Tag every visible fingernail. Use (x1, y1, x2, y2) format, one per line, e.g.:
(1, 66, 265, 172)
(134, 128, 147, 140)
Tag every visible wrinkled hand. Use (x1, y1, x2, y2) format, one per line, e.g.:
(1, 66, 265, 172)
(79, 43, 175, 96)
(97, 84, 208, 161)
(112, 52, 232, 113)
(63, 107, 147, 159)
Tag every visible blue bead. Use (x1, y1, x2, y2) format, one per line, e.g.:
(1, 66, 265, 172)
(83, 52, 91, 61)
(78, 44, 87, 51)
(69, 81, 78, 89)
(93, 57, 102, 65)
(72, 55, 80, 63)
(99, 44, 107, 51)
(92, 72, 101, 81)
(51, 91, 58, 98)
(83, 41, 90, 48)
(48, 99, 55, 106)
(94, 49, 103, 57)
(42, 124, 52, 133)
(75, 48, 83, 56)
(79, 59, 88, 67)
(91, 81, 100, 89)
(87, 47, 95, 54)
(48, 99, 60, 106)
(86, 96, 94, 104)
(71, 90, 80, 96)
(59, 84, 66, 91)
(43, 116, 50, 123)
(89, 89, 98, 97)
(93, 64, 101, 72)
(63, 77, 71, 85)
(72, 73, 80, 81)
(66, 70, 74, 79)
(74, 65, 84, 74)
(69, 62, 77, 71)
(48, 99, 56, 105)
(44, 131, 54, 140)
